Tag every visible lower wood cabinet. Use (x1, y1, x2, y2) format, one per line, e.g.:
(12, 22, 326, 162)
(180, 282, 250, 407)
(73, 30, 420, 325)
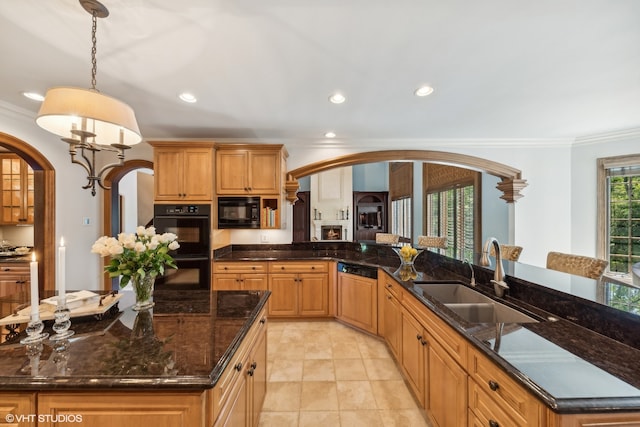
(37, 392, 205, 427)
(426, 336, 467, 427)
(401, 307, 426, 406)
(267, 262, 329, 317)
(0, 392, 35, 427)
(336, 272, 377, 334)
(212, 262, 269, 291)
(0, 263, 29, 298)
(213, 308, 267, 427)
(382, 288, 402, 360)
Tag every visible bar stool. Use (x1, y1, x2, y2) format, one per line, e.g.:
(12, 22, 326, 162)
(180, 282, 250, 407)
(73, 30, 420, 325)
(546, 251, 608, 280)
(490, 244, 523, 262)
(375, 233, 400, 244)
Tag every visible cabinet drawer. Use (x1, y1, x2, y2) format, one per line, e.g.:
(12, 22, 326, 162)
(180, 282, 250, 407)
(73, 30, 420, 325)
(469, 379, 521, 427)
(213, 262, 268, 274)
(269, 261, 328, 273)
(0, 264, 30, 276)
(468, 347, 542, 426)
(403, 293, 467, 368)
(380, 272, 404, 301)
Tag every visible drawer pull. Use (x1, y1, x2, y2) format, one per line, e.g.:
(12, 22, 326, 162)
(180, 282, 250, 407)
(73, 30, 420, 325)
(420, 339, 427, 346)
(488, 380, 500, 391)
(386, 284, 392, 288)
(248, 369, 254, 377)
(252, 266, 256, 270)
(387, 296, 392, 300)
(235, 362, 243, 372)
(489, 420, 499, 427)
(251, 362, 257, 369)
(311, 266, 315, 269)
(259, 318, 266, 324)
(281, 266, 285, 270)
(223, 266, 228, 270)
(416, 334, 422, 341)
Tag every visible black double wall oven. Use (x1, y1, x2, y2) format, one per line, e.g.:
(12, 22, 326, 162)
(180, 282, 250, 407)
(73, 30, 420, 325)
(153, 204, 211, 290)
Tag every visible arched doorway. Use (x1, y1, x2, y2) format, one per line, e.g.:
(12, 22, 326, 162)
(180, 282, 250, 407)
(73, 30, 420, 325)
(0, 132, 55, 292)
(101, 159, 154, 290)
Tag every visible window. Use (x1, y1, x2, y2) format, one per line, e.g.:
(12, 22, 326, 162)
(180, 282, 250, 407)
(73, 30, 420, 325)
(598, 154, 640, 279)
(423, 163, 481, 259)
(391, 197, 412, 239)
(426, 185, 475, 260)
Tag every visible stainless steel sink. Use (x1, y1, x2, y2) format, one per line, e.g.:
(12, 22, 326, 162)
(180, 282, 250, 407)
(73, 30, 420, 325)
(414, 283, 538, 324)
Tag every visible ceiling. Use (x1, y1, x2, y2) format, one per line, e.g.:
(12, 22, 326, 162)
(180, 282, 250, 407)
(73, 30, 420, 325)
(1, 0, 639, 148)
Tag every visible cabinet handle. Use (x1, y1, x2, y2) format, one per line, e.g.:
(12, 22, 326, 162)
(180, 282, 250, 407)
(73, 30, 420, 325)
(4, 268, 10, 271)
(252, 266, 256, 270)
(416, 334, 422, 341)
(488, 380, 500, 391)
(251, 362, 257, 369)
(489, 420, 499, 427)
(387, 296, 392, 300)
(311, 266, 315, 270)
(248, 369, 254, 377)
(223, 266, 228, 270)
(281, 266, 285, 270)
(386, 284, 392, 288)
(420, 339, 427, 346)
(260, 318, 266, 324)
(235, 362, 243, 372)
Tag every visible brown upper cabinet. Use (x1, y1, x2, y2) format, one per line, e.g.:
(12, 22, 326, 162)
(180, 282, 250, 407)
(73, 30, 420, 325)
(149, 141, 214, 202)
(0, 154, 34, 225)
(216, 144, 287, 195)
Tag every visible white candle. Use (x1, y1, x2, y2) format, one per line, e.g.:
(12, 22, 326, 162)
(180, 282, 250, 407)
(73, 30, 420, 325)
(58, 237, 66, 298)
(30, 253, 39, 316)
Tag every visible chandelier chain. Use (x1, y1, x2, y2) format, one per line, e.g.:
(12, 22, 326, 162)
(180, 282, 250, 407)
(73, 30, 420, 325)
(90, 11, 98, 91)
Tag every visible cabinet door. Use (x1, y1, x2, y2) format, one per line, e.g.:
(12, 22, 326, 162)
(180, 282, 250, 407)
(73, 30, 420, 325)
(242, 274, 268, 291)
(0, 392, 36, 427)
(247, 324, 267, 427)
(383, 291, 402, 360)
(336, 273, 377, 333)
(401, 308, 425, 406)
(154, 149, 184, 200)
(182, 148, 213, 200)
(0, 156, 33, 225)
(248, 151, 279, 194)
(298, 273, 329, 316)
(217, 151, 248, 194)
(267, 274, 298, 316)
(426, 337, 467, 427)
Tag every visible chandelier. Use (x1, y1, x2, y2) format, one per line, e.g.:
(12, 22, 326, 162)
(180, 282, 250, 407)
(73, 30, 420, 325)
(35, 0, 142, 196)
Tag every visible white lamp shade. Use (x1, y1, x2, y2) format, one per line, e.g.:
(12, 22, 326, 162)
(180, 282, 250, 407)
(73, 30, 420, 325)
(36, 86, 142, 146)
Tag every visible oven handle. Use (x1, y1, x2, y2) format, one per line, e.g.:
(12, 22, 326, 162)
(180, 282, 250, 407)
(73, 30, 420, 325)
(154, 215, 209, 220)
(172, 256, 210, 262)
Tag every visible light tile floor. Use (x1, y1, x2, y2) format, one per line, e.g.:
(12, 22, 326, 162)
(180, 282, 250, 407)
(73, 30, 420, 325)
(259, 320, 433, 427)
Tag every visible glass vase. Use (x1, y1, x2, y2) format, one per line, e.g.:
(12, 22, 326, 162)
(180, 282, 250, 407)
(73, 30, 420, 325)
(131, 272, 156, 311)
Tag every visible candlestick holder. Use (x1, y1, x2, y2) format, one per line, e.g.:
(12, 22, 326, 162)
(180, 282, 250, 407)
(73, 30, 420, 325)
(52, 338, 71, 375)
(50, 295, 74, 341)
(20, 312, 49, 344)
(23, 341, 44, 376)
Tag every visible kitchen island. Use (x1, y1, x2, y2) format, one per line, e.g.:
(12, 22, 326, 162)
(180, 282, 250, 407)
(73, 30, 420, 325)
(0, 289, 270, 427)
(214, 242, 640, 426)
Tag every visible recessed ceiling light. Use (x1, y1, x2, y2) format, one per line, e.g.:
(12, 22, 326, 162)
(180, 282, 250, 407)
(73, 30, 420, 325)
(179, 92, 197, 103)
(324, 131, 336, 138)
(328, 93, 346, 104)
(22, 91, 45, 101)
(414, 86, 434, 97)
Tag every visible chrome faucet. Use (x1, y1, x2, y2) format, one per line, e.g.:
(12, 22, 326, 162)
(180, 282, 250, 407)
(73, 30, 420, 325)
(463, 259, 476, 287)
(480, 237, 509, 297)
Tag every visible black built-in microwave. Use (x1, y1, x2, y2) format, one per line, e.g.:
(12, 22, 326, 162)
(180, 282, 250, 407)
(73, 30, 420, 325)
(218, 197, 261, 229)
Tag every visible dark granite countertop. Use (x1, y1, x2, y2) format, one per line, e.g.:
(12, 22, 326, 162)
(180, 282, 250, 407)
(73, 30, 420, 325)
(214, 243, 640, 414)
(0, 289, 270, 390)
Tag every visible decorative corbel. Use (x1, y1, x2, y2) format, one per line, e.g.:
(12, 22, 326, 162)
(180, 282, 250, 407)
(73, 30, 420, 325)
(285, 174, 300, 204)
(496, 178, 528, 203)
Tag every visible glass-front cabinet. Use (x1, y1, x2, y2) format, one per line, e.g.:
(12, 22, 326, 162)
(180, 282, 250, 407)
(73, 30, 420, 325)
(0, 155, 34, 225)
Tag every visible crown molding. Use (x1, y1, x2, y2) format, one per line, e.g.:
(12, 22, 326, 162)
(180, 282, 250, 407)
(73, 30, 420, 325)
(574, 127, 640, 145)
